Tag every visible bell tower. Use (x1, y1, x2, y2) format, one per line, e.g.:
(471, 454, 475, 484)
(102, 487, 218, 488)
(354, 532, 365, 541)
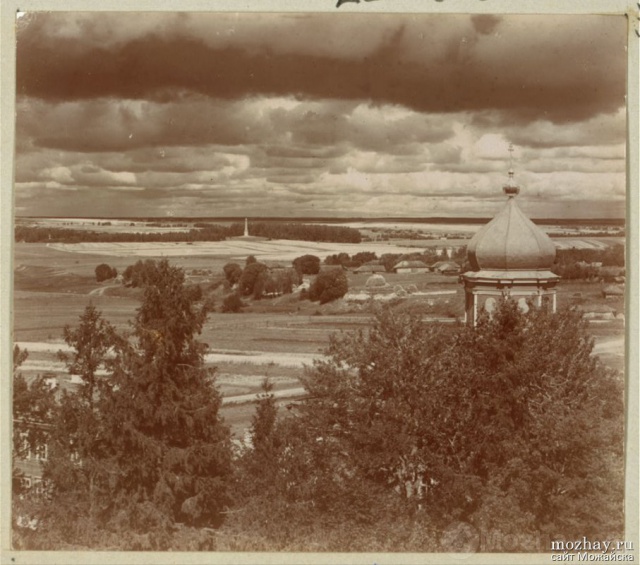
(460, 145, 560, 326)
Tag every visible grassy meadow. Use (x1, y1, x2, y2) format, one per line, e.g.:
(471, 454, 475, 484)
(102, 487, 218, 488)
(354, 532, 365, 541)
(12, 230, 626, 437)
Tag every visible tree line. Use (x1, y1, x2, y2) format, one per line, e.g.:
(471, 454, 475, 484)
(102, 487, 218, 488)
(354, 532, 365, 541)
(14, 225, 228, 244)
(228, 221, 361, 243)
(15, 222, 361, 245)
(13, 259, 624, 550)
(325, 247, 467, 271)
(552, 244, 625, 280)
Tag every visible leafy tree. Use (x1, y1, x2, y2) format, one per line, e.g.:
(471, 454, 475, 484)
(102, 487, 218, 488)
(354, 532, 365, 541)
(601, 243, 625, 266)
(12, 346, 58, 548)
(13, 343, 28, 373)
(12, 346, 57, 467)
(36, 306, 121, 534)
(250, 379, 278, 454)
(293, 254, 321, 276)
(95, 263, 117, 282)
(221, 292, 244, 313)
(308, 269, 348, 304)
(351, 251, 378, 267)
(248, 301, 624, 549)
(380, 253, 403, 272)
(252, 270, 269, 300)
(238, 261, 268, 297)
(325, 252, 351, 267)
(223, 262, 243, 286)
(19, 307, 119, 546)
(122, 259, 158, 288)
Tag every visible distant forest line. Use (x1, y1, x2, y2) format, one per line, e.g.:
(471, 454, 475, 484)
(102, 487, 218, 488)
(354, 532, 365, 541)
(14, 222, 362, 244)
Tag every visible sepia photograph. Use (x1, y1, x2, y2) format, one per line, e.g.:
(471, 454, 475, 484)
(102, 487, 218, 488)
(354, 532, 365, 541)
(2, 3, 637, 562)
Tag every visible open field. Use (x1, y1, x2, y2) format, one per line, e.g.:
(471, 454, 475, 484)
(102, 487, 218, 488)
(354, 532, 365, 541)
(13, 233, 627, 438)
(46, 239, 432, 261)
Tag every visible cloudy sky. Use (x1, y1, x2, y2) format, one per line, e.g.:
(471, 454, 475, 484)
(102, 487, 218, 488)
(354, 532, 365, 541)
(14, 12, 626, 219)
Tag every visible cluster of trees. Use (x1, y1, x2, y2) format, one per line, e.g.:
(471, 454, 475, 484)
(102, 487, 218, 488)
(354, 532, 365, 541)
(122, 259, 160, 288)
(325, 251, 378, 269)
(222, 256, 301, 305)
(222, 255, 349, 308)
(13, 262, 625, 551)
(552, 244, 625, 280)
(228, 221, 361, 243)
(325, 248, 467, 272)
(94, 264, 118, 282)
(363, 228, 461, 241)
(121, 259, 204, 304)
(13, 260, 231, 549)
(15, 225, 227, 244)
(228, 301, 624, 550)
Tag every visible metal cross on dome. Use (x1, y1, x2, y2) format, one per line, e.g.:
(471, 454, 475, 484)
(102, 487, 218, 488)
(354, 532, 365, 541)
(508, 143, 515, 181)
(504, 143, 519, 195)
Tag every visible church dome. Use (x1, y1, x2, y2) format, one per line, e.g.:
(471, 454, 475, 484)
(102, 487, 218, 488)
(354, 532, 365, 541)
(467, 185, 556, 271)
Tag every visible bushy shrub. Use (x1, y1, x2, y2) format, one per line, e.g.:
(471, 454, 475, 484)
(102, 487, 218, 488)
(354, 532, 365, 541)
(95, 263, 117, 282)
(223, 263, 243, 285)
(293, 255, 321, 276)
(222, 293, 244, 313)
(236, 300, 624, 551)
(308, 270, 348, 304)
(122, 259, 158, 288)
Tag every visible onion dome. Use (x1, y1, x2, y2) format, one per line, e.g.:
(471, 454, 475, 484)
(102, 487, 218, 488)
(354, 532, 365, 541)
(467, 181, 556, 271)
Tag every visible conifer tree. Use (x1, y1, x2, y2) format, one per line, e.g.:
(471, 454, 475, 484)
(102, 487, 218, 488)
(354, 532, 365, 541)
(31, 261, 233, 548)
(103, 259, 232, 529)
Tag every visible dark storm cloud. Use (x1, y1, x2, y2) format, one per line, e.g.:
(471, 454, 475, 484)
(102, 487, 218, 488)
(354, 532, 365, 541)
(18, 97, 269, 152)
(17, 95, 455, 167)
(16, 13, 625, 123)
(13, 12, 627, 219)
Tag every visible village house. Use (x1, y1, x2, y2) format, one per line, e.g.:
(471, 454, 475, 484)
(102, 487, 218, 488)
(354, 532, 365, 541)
(430, 260, 461, 275)
(392, 260, 429, 274)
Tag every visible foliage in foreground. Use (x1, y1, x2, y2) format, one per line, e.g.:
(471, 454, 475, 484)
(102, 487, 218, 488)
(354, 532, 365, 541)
(13, 260, 233, 550)
(232, 301, 624, 551)
(13, 287, 625, 551)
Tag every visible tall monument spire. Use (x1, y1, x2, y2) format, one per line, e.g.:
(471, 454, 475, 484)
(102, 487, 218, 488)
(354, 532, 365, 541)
(244, 218, 249, 237)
